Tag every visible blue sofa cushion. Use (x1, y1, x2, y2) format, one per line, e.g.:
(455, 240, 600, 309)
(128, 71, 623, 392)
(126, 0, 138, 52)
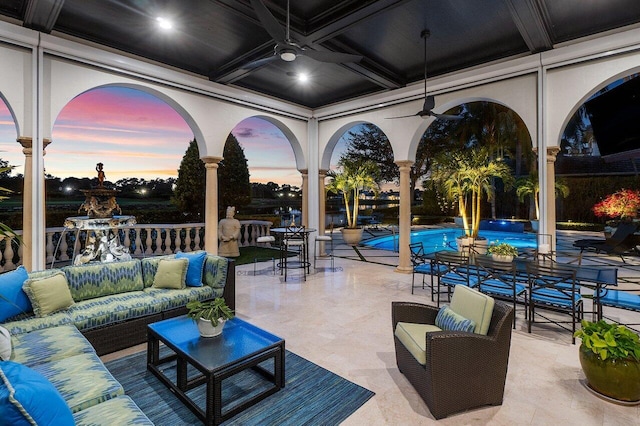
(176, 251, 206, 287)
(0, 360, 74, 426)
(0, 267, 30, 322)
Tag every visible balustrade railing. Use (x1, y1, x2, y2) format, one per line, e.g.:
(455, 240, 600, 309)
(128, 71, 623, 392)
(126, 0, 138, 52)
(0, 220, 273, 272)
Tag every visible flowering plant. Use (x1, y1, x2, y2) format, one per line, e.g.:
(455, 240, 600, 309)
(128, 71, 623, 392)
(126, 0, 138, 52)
(592, 189, 640, 220)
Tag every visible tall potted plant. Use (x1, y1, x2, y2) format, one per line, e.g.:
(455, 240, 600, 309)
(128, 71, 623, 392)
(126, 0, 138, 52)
(432, 147, 513, 252)
(326, 158, 379, 246)
(574, 320, 640, 402)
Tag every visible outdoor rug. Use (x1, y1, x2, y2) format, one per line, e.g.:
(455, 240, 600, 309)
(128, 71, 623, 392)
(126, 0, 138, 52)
(105, 349, 375, 425)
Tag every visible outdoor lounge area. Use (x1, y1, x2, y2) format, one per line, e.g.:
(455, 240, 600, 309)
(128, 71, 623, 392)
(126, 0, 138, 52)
(4, 1, 640, 424)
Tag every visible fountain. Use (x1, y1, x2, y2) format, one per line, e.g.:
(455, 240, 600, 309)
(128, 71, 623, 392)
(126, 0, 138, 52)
(63, 163, 136, 265)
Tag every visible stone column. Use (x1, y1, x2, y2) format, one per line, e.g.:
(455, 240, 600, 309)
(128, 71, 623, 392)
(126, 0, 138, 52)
(318, 169, 328, 255)
(300, 169, 308, 227)
(395, 160, 414, 273)
(544, 147, 560, 251)
(202, 156, 222, 255)
(17, 137, 50, 271)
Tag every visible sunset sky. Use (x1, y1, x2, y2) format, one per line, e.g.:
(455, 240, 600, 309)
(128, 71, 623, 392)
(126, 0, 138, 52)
(0, 86, 348, 186)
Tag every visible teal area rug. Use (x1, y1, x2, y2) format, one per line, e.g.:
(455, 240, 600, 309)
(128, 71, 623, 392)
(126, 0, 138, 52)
(105, 349, 374, 425)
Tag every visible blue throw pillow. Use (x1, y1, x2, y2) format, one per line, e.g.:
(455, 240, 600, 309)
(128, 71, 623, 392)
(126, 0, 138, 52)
(435, 305, 476, 333)
(176, 251, 207, 287)
(0, 361, 74, 426)
(0, 267, 30, 322)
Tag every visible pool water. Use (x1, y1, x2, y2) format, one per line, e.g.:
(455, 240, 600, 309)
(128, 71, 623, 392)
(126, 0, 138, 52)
(362, 228, 537, 254)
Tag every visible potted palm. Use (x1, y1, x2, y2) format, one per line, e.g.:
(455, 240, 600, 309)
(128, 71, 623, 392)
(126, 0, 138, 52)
(326, 158, 379, 246)
(186, 297, 234, 337)
(516, 172, 570, 231)
(487, 242, 518, 262)
(574, 320, 640, 402)
(432, 147, 513, 253)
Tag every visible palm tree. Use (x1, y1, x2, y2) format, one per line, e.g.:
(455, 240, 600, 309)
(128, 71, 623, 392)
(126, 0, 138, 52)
(516, 173, 570, 220)
(327, 158, 379, 228)
(432, 147, 513, 238)
(0, 166, 21, 244)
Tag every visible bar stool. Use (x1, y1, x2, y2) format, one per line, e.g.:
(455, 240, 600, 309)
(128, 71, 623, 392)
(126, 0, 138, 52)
(314, 233, 334, 270)
(254, 235, 276, 275)
(282, 226, 308, 281)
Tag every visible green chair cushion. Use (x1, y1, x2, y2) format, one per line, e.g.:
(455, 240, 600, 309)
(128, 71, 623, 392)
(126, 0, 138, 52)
(62, 260, 144, 302)
(10, 324, 95, 366)
(394, 322, 442, 365)
(140, 255, 176, 288)
(0, 312, 74, 336)
(450, 284, 495, 335)
(144, 286, 215, 310)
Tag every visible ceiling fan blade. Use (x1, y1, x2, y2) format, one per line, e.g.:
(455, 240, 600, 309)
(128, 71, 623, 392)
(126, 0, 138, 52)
(250, 0, 286, 44)
(302, 49, 362, 63)
(432, 112, 464, 121)
(385, 112, 422, 119)
(241, 55, 279, 70)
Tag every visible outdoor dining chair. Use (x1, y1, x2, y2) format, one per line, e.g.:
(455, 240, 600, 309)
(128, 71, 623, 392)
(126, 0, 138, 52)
(526, 263, 583, 343)
(409, 242, 446, 299)
(473, 256, 527, 329)
(434, 251, 478, 306)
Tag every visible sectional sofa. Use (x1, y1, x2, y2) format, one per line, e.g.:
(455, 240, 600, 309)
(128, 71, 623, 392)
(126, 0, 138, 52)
(0, 252, 235, 425)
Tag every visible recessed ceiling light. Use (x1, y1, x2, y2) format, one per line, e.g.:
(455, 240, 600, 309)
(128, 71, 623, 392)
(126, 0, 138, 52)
(297, 73, 309, 83)
(156, 17, 173, 30)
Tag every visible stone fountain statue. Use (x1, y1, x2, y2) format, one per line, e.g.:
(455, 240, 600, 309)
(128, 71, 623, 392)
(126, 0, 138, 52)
(64, 163, 135, 265)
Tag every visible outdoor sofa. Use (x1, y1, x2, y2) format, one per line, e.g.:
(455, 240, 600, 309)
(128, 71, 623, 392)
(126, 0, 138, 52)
(0, 252, 234, 425)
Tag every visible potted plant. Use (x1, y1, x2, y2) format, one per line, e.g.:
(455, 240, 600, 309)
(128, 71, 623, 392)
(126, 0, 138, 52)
(516, 172, 570, 231)
(432, 147, 513, 253)
(186, 297, 234, 337)
(326, 158, 379, 246)
(574, 319, 640, 402)
(487, 242, 518, 262)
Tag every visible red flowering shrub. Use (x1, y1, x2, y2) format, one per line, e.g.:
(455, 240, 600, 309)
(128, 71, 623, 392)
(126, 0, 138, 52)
(592, 189, 640, 219)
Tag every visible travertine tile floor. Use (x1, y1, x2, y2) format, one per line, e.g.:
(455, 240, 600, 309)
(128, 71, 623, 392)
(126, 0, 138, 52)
(103, 229, 640, 425)
(232, 253, 640, 425)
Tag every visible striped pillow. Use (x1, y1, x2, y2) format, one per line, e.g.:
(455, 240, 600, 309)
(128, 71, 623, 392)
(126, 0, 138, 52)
(435, 305, 476, 333)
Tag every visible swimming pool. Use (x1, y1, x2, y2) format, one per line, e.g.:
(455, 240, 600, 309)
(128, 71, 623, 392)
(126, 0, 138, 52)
(362, 228, 538, 254)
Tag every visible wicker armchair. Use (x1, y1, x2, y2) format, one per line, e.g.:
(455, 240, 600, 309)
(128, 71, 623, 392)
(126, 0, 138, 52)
(392, 300, 514, 419)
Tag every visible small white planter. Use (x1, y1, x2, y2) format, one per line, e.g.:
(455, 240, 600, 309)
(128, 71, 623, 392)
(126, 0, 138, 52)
(491, 254, 514, 262)
(196, 318, 226, 337)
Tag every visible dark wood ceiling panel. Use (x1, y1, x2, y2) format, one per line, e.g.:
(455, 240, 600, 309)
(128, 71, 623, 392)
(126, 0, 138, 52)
(235, 55, 382, 107)
(545, 0, 640, 43)
(1, 0, 639, 107)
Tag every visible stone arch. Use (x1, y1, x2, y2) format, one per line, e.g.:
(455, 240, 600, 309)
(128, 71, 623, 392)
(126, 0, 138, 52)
(0, 92, 19, 137)
(247, 115, 305, 170)
(51, 83, 206, 156)
(407, 96, 534, 161)
(555, 67, 640, 147)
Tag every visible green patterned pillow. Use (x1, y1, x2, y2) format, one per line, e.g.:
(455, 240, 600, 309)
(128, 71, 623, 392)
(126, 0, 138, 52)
(22, 272, 75, 317)
(435, 305, 476, 333)
(152, 258, 188, 289)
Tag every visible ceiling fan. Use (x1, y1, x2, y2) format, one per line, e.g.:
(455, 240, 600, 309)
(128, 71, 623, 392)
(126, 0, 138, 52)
(387, 30, 463, 121)
(244, 0, 362, 69)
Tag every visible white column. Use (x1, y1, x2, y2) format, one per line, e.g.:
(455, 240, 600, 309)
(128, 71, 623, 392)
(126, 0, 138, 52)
(300, 169, 308, 227)
(202, 156, 222, 254)
(395, 160, 413, 273)
(543, 147, 560, 251)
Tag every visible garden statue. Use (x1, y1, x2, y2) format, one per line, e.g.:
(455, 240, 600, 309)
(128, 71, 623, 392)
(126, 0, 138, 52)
(96, 162, 106, 187)
(218, 206, 241, 257)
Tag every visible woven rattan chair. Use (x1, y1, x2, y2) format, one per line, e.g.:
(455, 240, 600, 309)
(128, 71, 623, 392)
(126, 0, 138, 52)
(391, 298, 514, 419)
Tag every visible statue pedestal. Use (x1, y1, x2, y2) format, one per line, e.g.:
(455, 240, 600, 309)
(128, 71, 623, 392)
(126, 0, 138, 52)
(64, 215, 136, 265)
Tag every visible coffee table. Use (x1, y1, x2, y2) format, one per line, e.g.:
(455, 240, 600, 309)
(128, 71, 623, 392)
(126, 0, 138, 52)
(147, 316, 285, 425)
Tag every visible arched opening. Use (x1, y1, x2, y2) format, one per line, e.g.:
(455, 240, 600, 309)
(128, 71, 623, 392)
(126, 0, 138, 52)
(230, 117, 300, 226)
(557, 73, 640, 229)
(328, 123, 395, 229)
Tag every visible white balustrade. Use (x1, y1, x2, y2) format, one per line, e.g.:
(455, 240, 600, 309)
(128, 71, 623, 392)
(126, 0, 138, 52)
(0, 220, 274, 271)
